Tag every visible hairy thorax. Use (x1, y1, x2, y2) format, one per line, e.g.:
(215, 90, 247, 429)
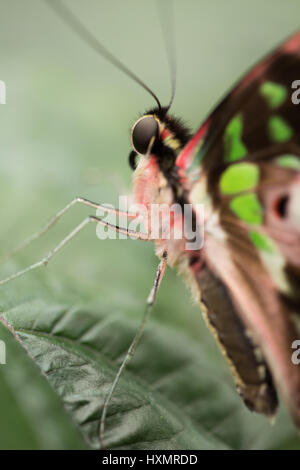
(132, 155, 205, 305)
(133, 155, 188, 266)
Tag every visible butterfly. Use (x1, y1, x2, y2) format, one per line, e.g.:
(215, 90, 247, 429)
(130, 31, 300, 431)
(1, 0, 299, 448)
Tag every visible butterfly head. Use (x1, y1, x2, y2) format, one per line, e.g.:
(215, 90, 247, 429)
(129, 107, 191, 173)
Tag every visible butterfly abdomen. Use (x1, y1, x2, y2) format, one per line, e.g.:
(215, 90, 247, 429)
(195, 264, 278, 416)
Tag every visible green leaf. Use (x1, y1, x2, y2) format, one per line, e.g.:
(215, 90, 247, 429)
(1, 292, 299, 450)
(0, 317, 88, 450)
(1, 300, 229, 450)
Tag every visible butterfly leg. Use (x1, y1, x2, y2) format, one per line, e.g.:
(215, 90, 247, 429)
(0, 196, 138, 264)
(0, 215, 149, 287)
(99, 250, 168, 449)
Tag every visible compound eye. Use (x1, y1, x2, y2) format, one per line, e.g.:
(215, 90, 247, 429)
(131, 116, 159, 154)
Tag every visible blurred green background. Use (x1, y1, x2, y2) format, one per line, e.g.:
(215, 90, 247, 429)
(0, 0, 300, 450)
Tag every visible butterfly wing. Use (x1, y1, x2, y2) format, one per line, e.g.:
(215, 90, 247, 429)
(176, 31, 300, 427)
(177, 31, 300, 185)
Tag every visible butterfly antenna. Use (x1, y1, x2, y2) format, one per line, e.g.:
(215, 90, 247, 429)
(43, 0, 162, 111)
(156, 0, 177, 112)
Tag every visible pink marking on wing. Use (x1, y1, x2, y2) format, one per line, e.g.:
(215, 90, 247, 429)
(176, 118, 210, 171)
(205, 235, 300, 425)
(281, 30, 300, 53)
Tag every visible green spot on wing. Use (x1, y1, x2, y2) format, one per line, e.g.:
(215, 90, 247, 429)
(224, 114, 247, 162)
(260, 81, 287, 109)
(230, 193, 263, 224)
(249, 230, 274, 253)
(219, 163, 259, 195)
(268, 115, 293, 142)
(276, 154, 300, 169)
